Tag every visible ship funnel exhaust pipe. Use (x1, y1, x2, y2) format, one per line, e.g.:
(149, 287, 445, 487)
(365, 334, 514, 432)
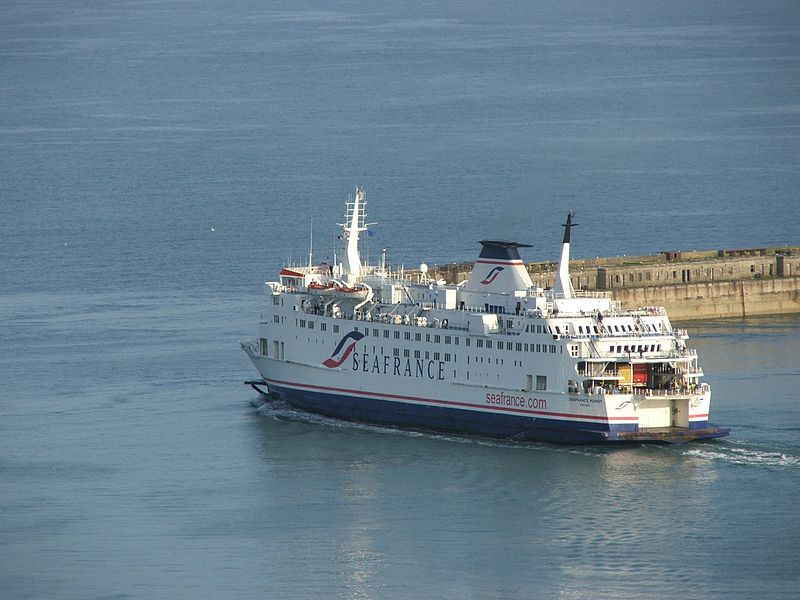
(562, 210, 577, 244)
(555, 210, 577, 299)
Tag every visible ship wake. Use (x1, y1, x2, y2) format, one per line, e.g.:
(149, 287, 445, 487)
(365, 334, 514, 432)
(683, 443, 800, 469)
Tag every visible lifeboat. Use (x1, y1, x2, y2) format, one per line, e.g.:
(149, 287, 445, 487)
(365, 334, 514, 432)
(306, 280, 369, 299)
(333, 284, 369, 299)
(307, 281, 334, 291)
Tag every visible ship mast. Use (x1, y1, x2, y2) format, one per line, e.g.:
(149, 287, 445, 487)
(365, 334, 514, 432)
(554, 211, 576, 299)
(339, 186, 367, 284)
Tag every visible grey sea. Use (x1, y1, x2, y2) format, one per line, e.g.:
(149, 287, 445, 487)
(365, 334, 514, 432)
(2, 1, 799, 598)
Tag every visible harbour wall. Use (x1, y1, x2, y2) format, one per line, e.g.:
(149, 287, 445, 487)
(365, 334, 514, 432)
(610, 276, 800, 321)
(425, 246, 800, 321)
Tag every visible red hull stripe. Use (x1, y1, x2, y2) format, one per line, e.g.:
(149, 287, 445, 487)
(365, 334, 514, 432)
(262, 376, 640, 423)
(475, 259, 524, 266)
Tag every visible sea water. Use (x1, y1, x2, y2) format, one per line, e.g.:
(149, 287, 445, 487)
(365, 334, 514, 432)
(1, 1, 799, 598)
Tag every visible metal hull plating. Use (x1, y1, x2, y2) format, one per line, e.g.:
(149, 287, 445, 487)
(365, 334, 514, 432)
(244, 350, 728, 444)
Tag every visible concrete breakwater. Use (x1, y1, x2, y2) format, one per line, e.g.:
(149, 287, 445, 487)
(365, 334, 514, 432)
(424, 245, 800, 321)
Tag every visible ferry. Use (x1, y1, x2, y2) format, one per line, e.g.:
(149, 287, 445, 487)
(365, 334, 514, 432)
(242, 187, 729, 444)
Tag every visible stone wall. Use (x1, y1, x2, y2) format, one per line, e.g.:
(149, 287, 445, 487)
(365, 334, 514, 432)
(610, 277, 800, 321)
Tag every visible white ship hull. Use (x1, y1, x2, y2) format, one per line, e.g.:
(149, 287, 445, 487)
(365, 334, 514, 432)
(243, 341, 724, 444)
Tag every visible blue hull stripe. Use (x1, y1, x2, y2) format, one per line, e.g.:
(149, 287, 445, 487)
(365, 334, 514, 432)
(267, 383, 642, 443)
(257, 378, 728, 443)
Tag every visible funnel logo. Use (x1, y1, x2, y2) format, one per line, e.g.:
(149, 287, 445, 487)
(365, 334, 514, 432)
(323, 331, 365, 368)
(480, 266, 504, 285)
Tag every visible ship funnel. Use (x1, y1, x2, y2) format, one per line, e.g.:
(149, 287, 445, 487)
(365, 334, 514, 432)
(463, 240, 533, 293)
(554, 211, 577, 299)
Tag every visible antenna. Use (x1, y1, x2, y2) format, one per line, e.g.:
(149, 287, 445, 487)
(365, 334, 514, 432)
(332, 231, 337, 276)
(562, 210, 578, 244)
(308, 218, 313, 268)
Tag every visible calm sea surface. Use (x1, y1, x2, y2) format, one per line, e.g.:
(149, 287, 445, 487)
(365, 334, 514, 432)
(2, 1, 799, 598)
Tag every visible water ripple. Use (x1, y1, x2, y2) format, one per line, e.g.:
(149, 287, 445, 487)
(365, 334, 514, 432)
(683, 444, 800, 469)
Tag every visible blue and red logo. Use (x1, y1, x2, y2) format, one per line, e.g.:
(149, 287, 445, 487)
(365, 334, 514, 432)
(323, 331, 365, 368)
(480, 266, 504, 285)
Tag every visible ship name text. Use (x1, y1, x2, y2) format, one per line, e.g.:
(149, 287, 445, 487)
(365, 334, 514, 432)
(486, 392, 546, 410)
(352, 351, 446, 381)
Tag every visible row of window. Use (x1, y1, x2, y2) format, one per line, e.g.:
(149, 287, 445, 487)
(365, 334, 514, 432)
(612, 344, 662, 354)
(568, 342, 664, 358)
(290, 315, 667, 350)
(390, 347, 456, 362)
(296, 318, 335, 332)
(524, 324, 549, 333)
(527, 321, 660, 336)
(289, 318, 568, 354)
(295, 320, 532, 346)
